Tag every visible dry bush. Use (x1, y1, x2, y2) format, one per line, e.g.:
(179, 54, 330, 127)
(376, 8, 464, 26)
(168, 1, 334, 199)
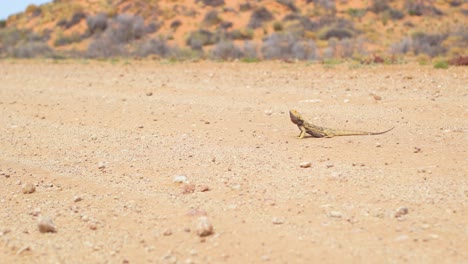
(262, 33, 317, 60)
(196, 0, 225, 7)
(13, 42, 51, 58)
(54, 32, 83, 46)
(203, 10, 222, 26)
(170, 20, 182, 31)
(186, 29, 216, 50)
(448, 56, 468, 66)
(87, 36, 126, 58)
(276, 0, 299, 12)
(211, 40, 244, 60)
(86, 13, 108, 34)
(404, 0, 443, 16)
(248, 7, 274, 29)
(135, 37, 176, 58)
(391, 32, 448, 57)
(111, 14, 146, 43)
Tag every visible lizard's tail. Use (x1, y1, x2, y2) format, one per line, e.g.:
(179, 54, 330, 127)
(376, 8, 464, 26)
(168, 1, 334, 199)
(331, 126, 395, 136)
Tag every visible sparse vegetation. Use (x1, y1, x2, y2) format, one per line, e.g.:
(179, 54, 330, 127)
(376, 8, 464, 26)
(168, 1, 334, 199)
(196, 0, 225, 7)
(248, 7, 274, 29)
(203, 10, 222, 26)
(54, 32, 83, 46)
(433, 60, 448, 69)
(211, 40, 243, 60)
(135, 37, 176, 58)
(87, 13, 108, 34)
(0, 0, 464, 61)
(262, 33, 317, 60)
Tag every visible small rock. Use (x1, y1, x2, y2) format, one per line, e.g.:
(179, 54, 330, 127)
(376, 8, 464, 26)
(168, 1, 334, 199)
(97, 162, 106, 169)
(264, 110, 272, 116)
(30, 208, 41, 216)
(146, 91, 153, 96)
(199, 185, 210, 192)
(376, 142, 382, 147)
(328, 211, 342, 218)
(173, 175, 188, 184)
(38, 216, 56, 233)
(394, 235, 409, 241)
(22, 183, 36, 194)
(89, 222, 98, 230)
(181, 184, 196, 194)
(413, 147, 422, 153)
(163, 229, 172, 236)
(370, 93, 382, 101)
(73, 196, 82, 202)
(196, 216, 213, 237)
(300, 161, 312, 168)
(272, 217, 284, 225)
(395, 207, 409, 218)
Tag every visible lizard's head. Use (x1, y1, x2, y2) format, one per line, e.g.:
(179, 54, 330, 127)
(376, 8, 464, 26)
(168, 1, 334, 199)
(289, 109, 304, 125)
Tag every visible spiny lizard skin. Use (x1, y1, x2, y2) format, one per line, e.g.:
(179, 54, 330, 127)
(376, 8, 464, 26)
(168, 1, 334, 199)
(289, 109, 394, 138)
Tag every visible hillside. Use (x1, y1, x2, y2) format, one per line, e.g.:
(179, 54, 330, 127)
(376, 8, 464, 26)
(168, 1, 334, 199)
(1, 0, 467, 60)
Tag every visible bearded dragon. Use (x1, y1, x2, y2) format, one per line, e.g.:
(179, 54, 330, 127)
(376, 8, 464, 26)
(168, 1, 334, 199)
(289, 109, 394, 138)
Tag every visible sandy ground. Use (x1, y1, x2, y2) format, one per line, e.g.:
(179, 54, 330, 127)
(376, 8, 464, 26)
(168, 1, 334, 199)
(0, 60, 466, 263)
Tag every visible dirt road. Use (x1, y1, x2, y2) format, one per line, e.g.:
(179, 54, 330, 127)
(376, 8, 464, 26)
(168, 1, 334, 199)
(0, 60, 466, 263)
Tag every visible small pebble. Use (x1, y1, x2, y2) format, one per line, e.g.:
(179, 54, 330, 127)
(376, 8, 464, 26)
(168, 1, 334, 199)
(22, 183, 36, 194)
(38, 216, 56, 233)
(182, 184, 196, 194)
(73, 196, 82, 202)
(300, 162, 311, 168)
(329, 211, 342, 218)
(413, 147, 422, 153)
(97, 162, 106, 169)
(395, 207, 409, 218)
(199, 185, 210, 192)
(272, 217, 284, 225)
(264, 110, 272, 116)
(196, 216, 213, 237)
(173, 175, 188, 184)
(146, 91, 153, 96)
(163, 229, 172, 236)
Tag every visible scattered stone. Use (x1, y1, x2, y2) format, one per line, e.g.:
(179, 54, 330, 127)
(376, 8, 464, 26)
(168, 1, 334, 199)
(395, 207, 409, 218)
(328, 211, 342, 218)
(264, 110, 272, 116)
(326, 163, 334, 168)
(300, 161, 312, 168)
(394, 234, 409, 241)
(163, 229, 172, 236)
(413, 147, 422, 153)
(199, 185, 210, 192)
(73, 196, 82, 202)
(38, 216, 56, 233)
(272, 217, 284, 225)
(376, 142, 382, 147)
(89, 222, 97, 230)
(22, 183, 36, 194)
(181, 184, 196, 194)
(173, 175, 188, 184)
(146, 91, 153, 96)
(90, 135, 98, 141)
(16, 245, 31, 255)
(196, 216, 213, 237)
(186, 208, 207, 217)
(370, 93, 382, 101)
(30, 208, 41, 216)
(97, 162, 106, 169)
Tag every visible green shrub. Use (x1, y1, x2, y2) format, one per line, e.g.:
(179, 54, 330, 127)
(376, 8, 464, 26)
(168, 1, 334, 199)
(433, 60, 448, 69)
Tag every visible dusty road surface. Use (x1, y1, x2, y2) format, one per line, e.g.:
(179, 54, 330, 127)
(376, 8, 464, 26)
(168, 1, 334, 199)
(0, 60, 466, 263)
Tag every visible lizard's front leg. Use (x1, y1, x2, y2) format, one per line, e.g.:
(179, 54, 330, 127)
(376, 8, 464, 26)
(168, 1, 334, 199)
(297, 125, 306, 139)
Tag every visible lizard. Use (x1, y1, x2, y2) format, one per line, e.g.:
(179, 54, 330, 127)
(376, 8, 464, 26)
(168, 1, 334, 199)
(289, 109, 394, 139)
